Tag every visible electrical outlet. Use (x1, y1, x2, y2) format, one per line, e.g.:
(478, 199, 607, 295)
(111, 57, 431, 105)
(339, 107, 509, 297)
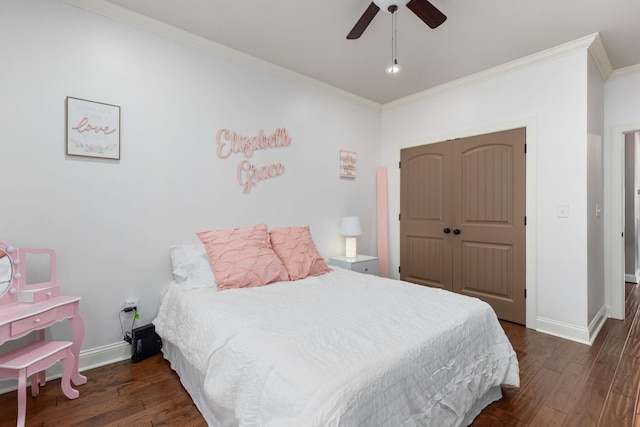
(125, 299, 138, 310)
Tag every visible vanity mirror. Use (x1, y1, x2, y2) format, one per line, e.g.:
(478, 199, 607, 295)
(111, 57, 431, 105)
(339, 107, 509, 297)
(0, 250, 10, 292)
(0, 242, 60, 306)
(0, 242, 18, 305)
(16, 247, 59, 304)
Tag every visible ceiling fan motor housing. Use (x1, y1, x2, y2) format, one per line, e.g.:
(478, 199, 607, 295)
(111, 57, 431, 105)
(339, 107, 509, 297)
(374, 0, 410, 13)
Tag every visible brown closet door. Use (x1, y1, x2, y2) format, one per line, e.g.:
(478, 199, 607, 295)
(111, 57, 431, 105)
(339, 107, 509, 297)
(400, 128, 526, 324)
(400, 140, 453, 290)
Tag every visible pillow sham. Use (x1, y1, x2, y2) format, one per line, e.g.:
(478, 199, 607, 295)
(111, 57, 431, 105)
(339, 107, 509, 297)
(197, 223, 289, 291)
(269, 226, 331, 280)
(168, 244, 217, 288)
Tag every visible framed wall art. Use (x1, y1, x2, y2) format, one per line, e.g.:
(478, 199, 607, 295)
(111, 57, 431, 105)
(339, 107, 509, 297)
(66, 96, 121, 160)
(340, 149, 357, 179)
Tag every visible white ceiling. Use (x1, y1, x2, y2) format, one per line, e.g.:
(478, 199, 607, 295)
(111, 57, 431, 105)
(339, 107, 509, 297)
(102, 0, 640, 104)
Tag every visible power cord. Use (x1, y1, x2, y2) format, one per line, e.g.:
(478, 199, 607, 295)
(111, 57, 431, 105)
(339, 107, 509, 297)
(119, 307, 138, 344)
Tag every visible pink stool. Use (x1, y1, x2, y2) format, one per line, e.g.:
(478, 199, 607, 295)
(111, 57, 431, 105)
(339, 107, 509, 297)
(0, 341, 79, 427)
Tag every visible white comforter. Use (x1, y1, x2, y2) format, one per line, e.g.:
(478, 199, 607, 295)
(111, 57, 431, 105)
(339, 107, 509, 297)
(154, 268, 519, 426)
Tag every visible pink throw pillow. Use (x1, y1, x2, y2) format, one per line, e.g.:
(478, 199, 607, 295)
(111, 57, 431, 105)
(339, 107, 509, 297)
(197, 224, 289, 291)
(269, 226, 331, 280)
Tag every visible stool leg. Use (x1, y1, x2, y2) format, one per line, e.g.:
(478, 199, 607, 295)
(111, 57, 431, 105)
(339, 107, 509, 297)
(30, 372, 39, 397)
(60, 349, 79, 399)
(17, 369, 27, 427)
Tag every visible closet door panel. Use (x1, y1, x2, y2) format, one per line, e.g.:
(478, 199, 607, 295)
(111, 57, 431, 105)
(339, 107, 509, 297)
(400, 141, 453, 290)
(452, 128, 526, 324)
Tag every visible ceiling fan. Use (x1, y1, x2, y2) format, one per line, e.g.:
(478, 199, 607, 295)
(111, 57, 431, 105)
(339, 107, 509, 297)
(347, 0, 447, 39)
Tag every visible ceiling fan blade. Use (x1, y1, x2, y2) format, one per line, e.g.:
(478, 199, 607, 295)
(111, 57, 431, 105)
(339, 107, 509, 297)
(347, 2, 380, 39)
(406, 0, 447, 29)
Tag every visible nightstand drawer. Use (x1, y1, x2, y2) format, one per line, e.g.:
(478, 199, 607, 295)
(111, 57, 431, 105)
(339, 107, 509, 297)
(328, 255, 379, 276)
(350, 260, 379, 275)
(11, 308, 58, 336)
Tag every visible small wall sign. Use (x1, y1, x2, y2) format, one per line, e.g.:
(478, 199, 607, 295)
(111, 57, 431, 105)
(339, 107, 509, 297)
(340, 149, 357, 179)
(66, 97, 121, 160)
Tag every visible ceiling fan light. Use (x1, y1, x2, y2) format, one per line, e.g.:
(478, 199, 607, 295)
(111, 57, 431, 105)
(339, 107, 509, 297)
(374, 0, 410, 13)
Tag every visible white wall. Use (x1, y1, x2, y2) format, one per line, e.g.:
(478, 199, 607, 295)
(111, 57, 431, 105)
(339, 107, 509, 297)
(0, 0, 381, 357)
(587, 133, 604, 324)
(381, 50, 593, 334)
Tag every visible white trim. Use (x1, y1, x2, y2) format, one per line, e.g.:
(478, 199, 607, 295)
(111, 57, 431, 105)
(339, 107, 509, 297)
(525, 122, 538, 329)
(588, 305, 608, 344)
(384, 33, 604, 109)
(396, 119, 537, 329)
(610, 64, 640, 80)
(0, 341, 131, 395)
(59, 0, 382, 111)
(625, 273, 639, 284)
(536, 317, 590, 344)
(536, 304, 605, 345)
(587, 33, 613, 80)
(609, 124, 640, 320)
(75, 340, 132, 371)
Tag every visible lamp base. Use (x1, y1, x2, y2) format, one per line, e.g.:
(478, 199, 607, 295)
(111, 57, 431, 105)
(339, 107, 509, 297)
(345, 237, 357, 260)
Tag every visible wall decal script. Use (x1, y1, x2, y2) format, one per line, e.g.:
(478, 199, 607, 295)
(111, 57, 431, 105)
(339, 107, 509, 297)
(216, 128, 292, 194)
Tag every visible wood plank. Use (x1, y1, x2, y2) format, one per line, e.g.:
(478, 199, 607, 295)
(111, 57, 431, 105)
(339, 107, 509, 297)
(491, 412, 528, 426)
(589, 351, 622, 383)
(529, 405, 566, 426)
(564, 376, 611, 427)
(504, 367, 561, 421)
(543, 339, 590, 372)
(544, 362, 590, 413)
(611, 354, 640, 398)
(624, 336, 640, 357)
(599, 392, 635, 427)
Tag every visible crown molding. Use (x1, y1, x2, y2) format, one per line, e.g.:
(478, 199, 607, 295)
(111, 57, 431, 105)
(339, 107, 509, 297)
(610, 63, 640, 79)
(587, 33, 613, 80)
(59, 0, 382, 111)
(383, 33, 607, 109)
(56, 2, 627, 112)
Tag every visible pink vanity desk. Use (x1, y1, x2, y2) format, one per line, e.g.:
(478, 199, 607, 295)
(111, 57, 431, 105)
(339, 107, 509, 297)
(0, 243, 87, 417)
(0, 296, 87, 387)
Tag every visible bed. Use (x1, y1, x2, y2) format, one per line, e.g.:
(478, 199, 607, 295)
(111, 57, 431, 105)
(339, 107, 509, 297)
(153, 225, 519, 426)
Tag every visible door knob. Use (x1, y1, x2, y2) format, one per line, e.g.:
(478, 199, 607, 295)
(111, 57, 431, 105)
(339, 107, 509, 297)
(444, 228, 451, 234)
(453, 229, 461, 235)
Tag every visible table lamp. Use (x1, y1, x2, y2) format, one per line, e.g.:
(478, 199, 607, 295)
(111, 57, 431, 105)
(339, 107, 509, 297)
(341, 216, 362, 260)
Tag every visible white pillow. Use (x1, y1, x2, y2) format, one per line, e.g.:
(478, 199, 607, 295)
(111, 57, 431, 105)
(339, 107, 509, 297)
(168, 244, 217, 288)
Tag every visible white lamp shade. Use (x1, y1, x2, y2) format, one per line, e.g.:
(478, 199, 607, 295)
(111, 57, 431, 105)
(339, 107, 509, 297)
(341, 216, 362, 236)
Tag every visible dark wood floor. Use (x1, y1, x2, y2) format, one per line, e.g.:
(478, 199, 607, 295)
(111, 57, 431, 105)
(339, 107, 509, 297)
(1, 283, 640, 426)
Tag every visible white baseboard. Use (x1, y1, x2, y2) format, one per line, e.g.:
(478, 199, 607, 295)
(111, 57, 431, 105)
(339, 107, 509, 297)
(0, 341, 131, 395)
(625, 273, 638, 283)
(536, 305, 607, 345)
(587, 306, 608, 344)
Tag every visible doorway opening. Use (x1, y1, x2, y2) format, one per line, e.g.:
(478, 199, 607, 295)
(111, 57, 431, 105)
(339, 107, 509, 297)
(624, 131, 640, 285)
(610, 125, 640, 320)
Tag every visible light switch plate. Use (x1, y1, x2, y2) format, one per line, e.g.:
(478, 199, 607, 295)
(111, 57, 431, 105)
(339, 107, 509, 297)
(556, 204, 569, 218)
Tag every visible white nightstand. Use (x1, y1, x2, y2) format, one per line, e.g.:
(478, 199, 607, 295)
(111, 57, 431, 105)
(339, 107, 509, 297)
(328, 255, 379, 276)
